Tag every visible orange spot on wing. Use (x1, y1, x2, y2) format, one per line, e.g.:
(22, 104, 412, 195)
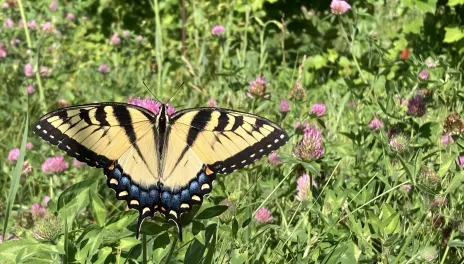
(205, 166, 214, 175)
(108, 163, 115, 170)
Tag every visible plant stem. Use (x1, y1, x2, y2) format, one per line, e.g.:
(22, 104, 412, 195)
(142, 234, 147, 264)
(164, 236, 178, 264)
(152, 0, 163, 97)
(392, 214, 426, 264)
(17, 0, 47, 112)
(337, 16, 367, 84)
(439, 231, 454, 264)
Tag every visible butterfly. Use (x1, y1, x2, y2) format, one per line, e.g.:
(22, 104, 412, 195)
(33, 102, 288, 240)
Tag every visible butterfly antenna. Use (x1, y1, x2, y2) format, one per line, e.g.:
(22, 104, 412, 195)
(142, 80, 161, 102)
(165, 82, 185, 105)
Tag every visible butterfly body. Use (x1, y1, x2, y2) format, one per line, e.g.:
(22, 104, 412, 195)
(33, 102, 288, 240)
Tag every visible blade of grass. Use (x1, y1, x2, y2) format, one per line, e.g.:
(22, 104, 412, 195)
(150, 0, 164, 97)
(2, 113, 29, 238)
(17, 0, 47, 113)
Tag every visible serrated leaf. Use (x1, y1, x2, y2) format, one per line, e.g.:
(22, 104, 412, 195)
(195, 205, 228, 220)
(443, 27, 464, 43)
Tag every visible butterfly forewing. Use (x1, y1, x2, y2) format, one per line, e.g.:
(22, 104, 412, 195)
(33, 103, 156, 168)
(169, 108, 289, 174)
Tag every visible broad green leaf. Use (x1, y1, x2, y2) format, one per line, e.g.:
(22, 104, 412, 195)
(106, 211, 138, 230)
(184, 238, 205, 264)
(448, 239, 464, 248)
(195, 205, 228, 220)
(230, 249, 248, 264)
(93, 247, 112, 264)
(117, 237, 140, 250)
(306, 55, 327, 70)
(438, 155, 456, 177)
(384, 213, 400, 234)
(445, 171, 464, 194)
(203, 224, 217, 264)
(403, 18, 422, 34)
(444, 27, 464, 43)
(57, 180, 96, 210)
(374, 75, 386, 91)
(90, 192, 106, 227)
(448, 0, 464, 6)
(152, 232, 170, 263)
(76, 229, 103, 263)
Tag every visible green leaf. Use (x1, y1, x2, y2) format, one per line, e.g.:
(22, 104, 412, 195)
(438, 155, 456, 178)
(306, 55, 327, 70)
(93, 247, 112, 264)
(230, 249, 248, 264)
(195, 205, 228, 220)
(203, 224, 217, 264)
(445, 171, 464, 194)
(76, 229, 103, 263)
(151, 232, 170, 263)
(106, 211, 138, 230)
(253, 17, 264, 27)
(184, 238, 205, 264)
(137, 220, 169, 236)
(448, 0, 464, 6)
(117, 237, 141, 250)
(232, 218, 239, 239)
(448, 239, 464, 248)
(57, 180, 96, 210)
(242, 218, 251, 228)
(384, 213, 400, 234)
(3, 114, 28, 238)
(374, 75, 386, 91)
(403, 18, 423, 34)
(192, 220, 205, 236)
(443, 27, 464, 43)
(90, 192, 106, 227)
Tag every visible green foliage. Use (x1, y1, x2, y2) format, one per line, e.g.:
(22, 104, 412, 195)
(1, 0, 464, 263)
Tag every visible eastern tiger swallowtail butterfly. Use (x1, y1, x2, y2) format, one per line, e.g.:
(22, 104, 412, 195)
(33, 102, 288, 240)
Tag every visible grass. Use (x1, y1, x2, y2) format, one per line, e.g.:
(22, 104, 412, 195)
(1, 0, 464, 263)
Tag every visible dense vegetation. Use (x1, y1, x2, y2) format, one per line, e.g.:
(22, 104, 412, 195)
(1, 0, 464, 263)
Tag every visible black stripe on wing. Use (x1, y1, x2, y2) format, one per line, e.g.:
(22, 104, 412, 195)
(210, 116, 288, 174)
(33, 108, 113, 168)
(32, 103, 156, 168)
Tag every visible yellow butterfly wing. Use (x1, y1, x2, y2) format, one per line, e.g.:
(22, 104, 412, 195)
(156, 108, 288, 234)
(33, 103, 162, 229)
(168, 108, 289, 174)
